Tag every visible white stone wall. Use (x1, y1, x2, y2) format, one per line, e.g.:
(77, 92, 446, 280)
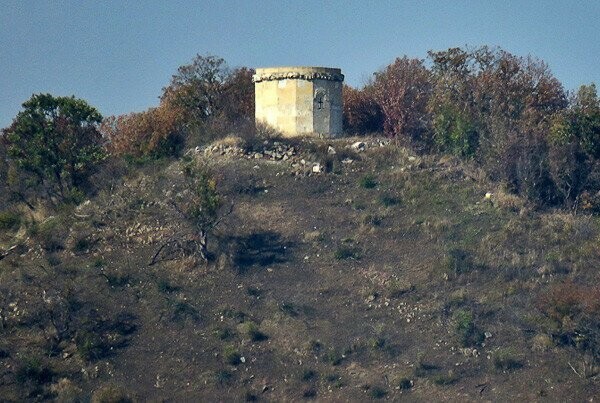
(254, 67, 344, 137)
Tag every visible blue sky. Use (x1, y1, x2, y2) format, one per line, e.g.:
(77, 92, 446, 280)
(1, 0, 599, 127)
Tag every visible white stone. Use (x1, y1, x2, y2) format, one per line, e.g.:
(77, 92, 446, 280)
(351, 141, 366, 151)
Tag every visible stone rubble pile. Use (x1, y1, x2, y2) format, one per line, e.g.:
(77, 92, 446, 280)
(201, 141, 298, 162)
(200, 138, 393, 175)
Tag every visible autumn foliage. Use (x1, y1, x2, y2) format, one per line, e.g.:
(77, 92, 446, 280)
(101, 101, 185, 158)
(101, 55, 255, 158)
(342, 84, 383, 135)
(373, 57, 432, 148)
(343, 46, 600, 209)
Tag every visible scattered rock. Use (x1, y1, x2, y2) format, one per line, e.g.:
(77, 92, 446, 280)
(312, 163, 322, 173)
(351, 141, 366, 152)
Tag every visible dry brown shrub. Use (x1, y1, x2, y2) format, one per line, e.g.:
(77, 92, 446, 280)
(343, 84, 384, 135)
(493, 189, 526, 212)
(101, 101, 184, 158)
(537, 282, 600, 324)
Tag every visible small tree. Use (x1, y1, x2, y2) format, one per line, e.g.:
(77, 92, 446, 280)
(161, 54, 230, 122)
(2, 94, 105, 202)
(149, 158, 228, 265)
(181, 159, 222, 260)
(160, 54, 255, 137)
(373, 57, 432, 148)
(427, 47, 485, 157)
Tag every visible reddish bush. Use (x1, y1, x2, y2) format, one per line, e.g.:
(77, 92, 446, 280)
(100, 102, 185, 158)
(537, 281, 600, 362)
(373, 57, 432, 147)
(342, 84, 383, 135)
(161, 55, 255, 138)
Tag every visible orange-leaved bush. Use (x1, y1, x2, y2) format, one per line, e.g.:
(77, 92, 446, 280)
(101, 100, 185, 158)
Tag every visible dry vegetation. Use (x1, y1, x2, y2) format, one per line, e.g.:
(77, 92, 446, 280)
(1, 137, 599, 401)
(1, 48, 600, 400)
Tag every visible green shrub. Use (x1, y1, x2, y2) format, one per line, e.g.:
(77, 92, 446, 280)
(362, 214, 383, 226)
(379, 193, 400, 207)
(302, 387, 317, 398)
(369, 385, 388, 399)
(214, 327, 234, 341)
(239, 321, 267, 342)
(432, 370, 458, 385)
(301, 369, 318, 382)
(431, 105, 479, 158)
(172, 301, 199, 322)
(4, 93, 105, 202)
(452, 309, 484, 347)
(31, 217, 68, 252)
(334, 246, 361, 260)
(92, 258, 105, 268)
(367, 337, 386, 350)
(0, 210, 21, 231)
(223, 345, 242, 365)
(398, 377, 413, 390)
(75, 330, 105, 361)
(308, 340, 322, 353)
(15, 356, 53, 385)
(215, 369, 233, 385)
(157, 279, 180, 293)
(73, 236, 92, 253)
(441, 248, 474, 276)
(493, 348, 523, 371)
(323, 349, 343, 366)
(359, 174, 378, 189)
(102, 272, 130, 288)
(47, 254, 62, 267)
(280, 301, 300, 317)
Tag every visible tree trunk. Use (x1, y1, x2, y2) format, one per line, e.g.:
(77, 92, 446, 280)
(197, 230, 208, 261)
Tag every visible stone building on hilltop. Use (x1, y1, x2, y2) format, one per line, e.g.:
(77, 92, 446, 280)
(253, 66, 344, 137)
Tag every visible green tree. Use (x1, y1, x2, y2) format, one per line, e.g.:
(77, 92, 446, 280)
(2, 94, 105, 202)
(180, 159, 224, 261)
(427, 47, 487, 157)
(549, 84, 600, 207)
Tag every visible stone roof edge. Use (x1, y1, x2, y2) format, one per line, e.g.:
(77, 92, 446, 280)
(252, 69, 344, 83)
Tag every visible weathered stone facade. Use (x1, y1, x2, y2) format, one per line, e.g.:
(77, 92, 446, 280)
(253, 66, 344, 137)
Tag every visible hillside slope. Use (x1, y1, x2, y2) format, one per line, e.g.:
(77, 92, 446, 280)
(0, 137, 599, 401)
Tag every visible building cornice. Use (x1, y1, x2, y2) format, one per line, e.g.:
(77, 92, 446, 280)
(253, 69, 344, 83)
